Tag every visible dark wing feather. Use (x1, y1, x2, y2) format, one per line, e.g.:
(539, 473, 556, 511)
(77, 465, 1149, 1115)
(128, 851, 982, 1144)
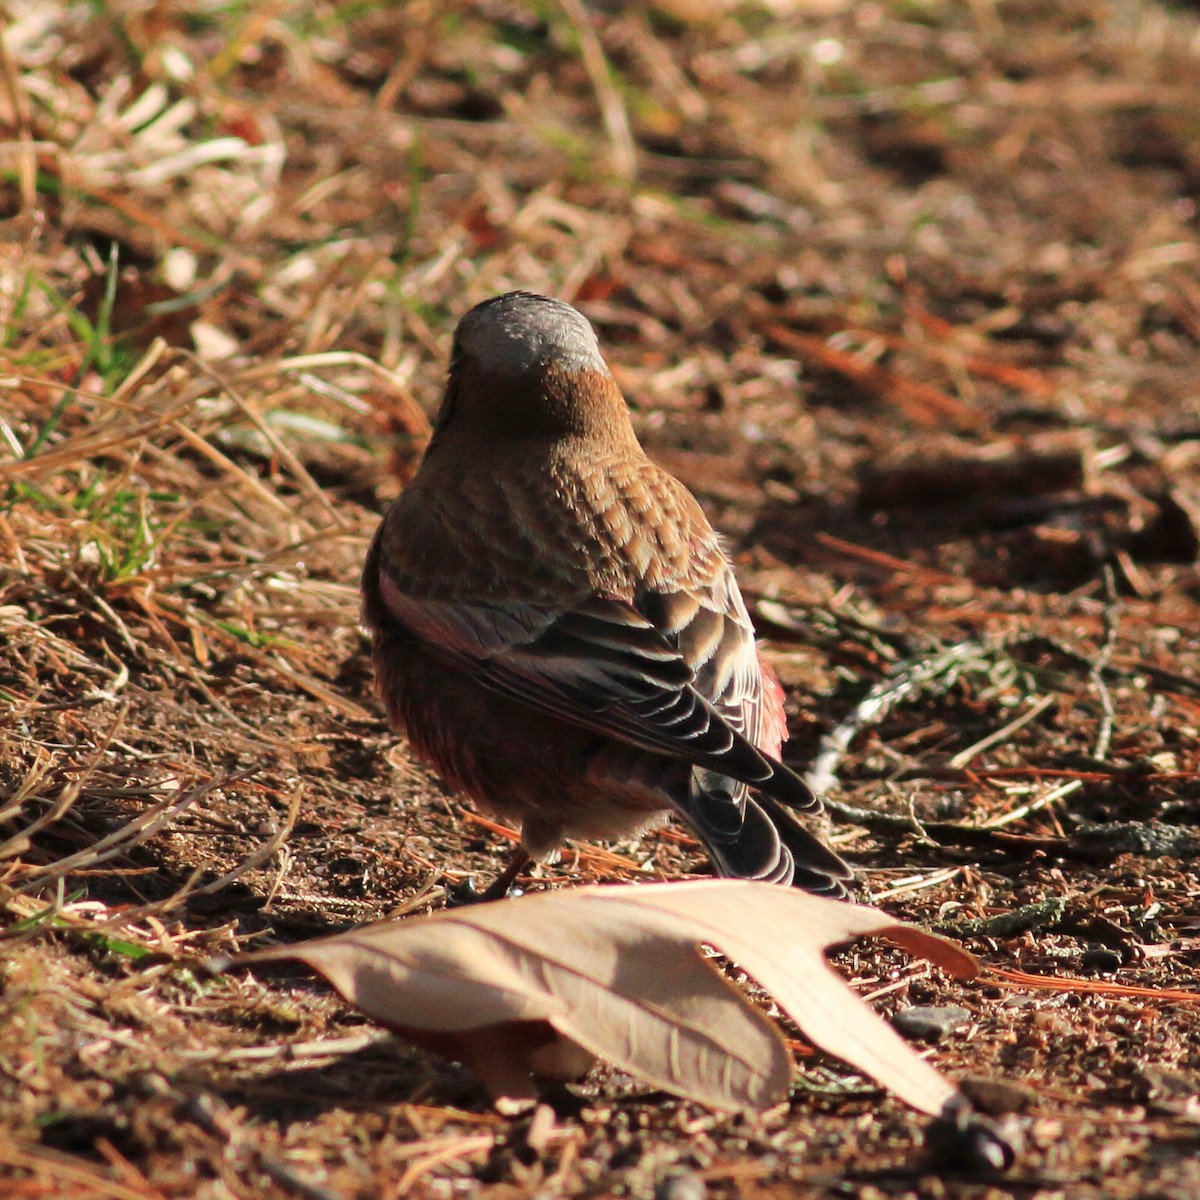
(640, 579, 850, 892)
(374, 571, 815, 803)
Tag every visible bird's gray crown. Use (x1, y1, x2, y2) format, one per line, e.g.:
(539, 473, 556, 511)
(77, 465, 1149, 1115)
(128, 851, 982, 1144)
(452, 291, 609, 377)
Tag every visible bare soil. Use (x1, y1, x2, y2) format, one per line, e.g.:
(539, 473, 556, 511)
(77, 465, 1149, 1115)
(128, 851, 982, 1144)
(2, 2, 1199, 1197)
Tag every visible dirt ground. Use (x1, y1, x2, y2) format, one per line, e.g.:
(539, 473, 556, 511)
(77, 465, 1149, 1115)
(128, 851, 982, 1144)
(2, 1, 1200, 1196)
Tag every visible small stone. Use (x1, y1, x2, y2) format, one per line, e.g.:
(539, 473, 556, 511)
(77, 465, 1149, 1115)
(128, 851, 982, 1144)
(925, 1108, 1019, 1174)
(654, 1167, 706, 1200)
(892, 1005, 971, 1042)
(999, 994, 1036, 1009)
(1080, 946, 1122, 974)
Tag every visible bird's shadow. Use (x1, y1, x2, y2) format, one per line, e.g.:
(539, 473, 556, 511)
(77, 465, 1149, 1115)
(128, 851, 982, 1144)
(197, 1033, 492, 1127)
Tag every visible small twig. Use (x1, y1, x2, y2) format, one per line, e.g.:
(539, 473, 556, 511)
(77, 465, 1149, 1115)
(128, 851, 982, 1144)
(170, 420, 297, 519)
(804, 640, 993, 796)
(152, 592, 373, 720)
(182, 351, 348, 530)
(0, 1142, 154, 1200)
(1128, 660, 1200, 698)
(0, 396, 195, 482)
(97, 777, 298, 929)
(904, 788, 935, 847)
(981, 779, 1082, 829)
(177, 1033, 391, 1063)
(1090, 565, 1120, 761)
(872, 765, 1200, 785)
(756, 598, 910, 663)
(823, 799, 1200, 863)
(393, 1134, 497, 1195)
(983, 967, 1200, 1004)
(947, 694, 1055, 769)
(5, 769, 262, 918)
(257, 1153, 347, 1200)
(0, 751, 67, 841)
(93, 1137, 169, 1199)
(811, 531, 962, 587)
(936, 896, 1068, 939)
(556, 0, 637, 183)
(869, 866, 963, 902)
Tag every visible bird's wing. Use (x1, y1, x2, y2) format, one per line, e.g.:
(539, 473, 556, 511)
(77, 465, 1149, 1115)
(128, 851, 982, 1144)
(639, 584, 783, 841)
(375, 569, 815, 809)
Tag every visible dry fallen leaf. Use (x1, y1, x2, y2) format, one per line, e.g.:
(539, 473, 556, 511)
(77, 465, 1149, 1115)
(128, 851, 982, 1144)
(233, 880, 977, 1113)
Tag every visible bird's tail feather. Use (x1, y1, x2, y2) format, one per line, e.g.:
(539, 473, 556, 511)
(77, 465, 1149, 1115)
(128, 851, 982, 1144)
(758, 793, 853, 897)
(685, 787, 853, 898)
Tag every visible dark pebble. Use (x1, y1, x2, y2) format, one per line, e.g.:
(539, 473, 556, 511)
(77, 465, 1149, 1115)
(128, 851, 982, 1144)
(892, 1005, 971, 1042)
(1080, 946, 1123, 974)
(925, 1097, 1020, 1174)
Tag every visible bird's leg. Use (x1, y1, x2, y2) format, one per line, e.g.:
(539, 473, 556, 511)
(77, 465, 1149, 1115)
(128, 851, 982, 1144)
(478, 845, 532, 902)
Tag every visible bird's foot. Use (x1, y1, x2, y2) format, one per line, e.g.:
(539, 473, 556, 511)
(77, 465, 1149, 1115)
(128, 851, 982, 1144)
(448, 847, 532, 906)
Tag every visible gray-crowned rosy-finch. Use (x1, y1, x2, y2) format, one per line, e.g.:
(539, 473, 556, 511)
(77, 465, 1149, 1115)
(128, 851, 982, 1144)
(362, 292, 851, 898)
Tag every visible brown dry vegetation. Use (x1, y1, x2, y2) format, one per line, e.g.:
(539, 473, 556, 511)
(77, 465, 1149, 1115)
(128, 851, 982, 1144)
(2, 0, 1200, 1196)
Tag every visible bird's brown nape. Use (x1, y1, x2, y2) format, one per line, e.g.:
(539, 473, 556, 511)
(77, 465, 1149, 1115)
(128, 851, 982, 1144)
(363, 291, 852, 898)
(435, 358, 639, 449)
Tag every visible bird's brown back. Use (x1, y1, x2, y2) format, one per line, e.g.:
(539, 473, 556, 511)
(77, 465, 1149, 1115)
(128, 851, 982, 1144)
(378, 440, 731, 609)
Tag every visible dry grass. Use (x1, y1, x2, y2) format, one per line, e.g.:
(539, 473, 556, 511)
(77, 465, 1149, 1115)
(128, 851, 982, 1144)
(2, 1, 1200, 1197)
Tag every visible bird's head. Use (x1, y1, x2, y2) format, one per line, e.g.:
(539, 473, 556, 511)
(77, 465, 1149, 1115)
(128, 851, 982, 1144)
(432, 292, 639, 448)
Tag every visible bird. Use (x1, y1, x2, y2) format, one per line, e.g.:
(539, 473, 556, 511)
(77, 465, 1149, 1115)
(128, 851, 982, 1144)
(361, 291, 852, 899)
